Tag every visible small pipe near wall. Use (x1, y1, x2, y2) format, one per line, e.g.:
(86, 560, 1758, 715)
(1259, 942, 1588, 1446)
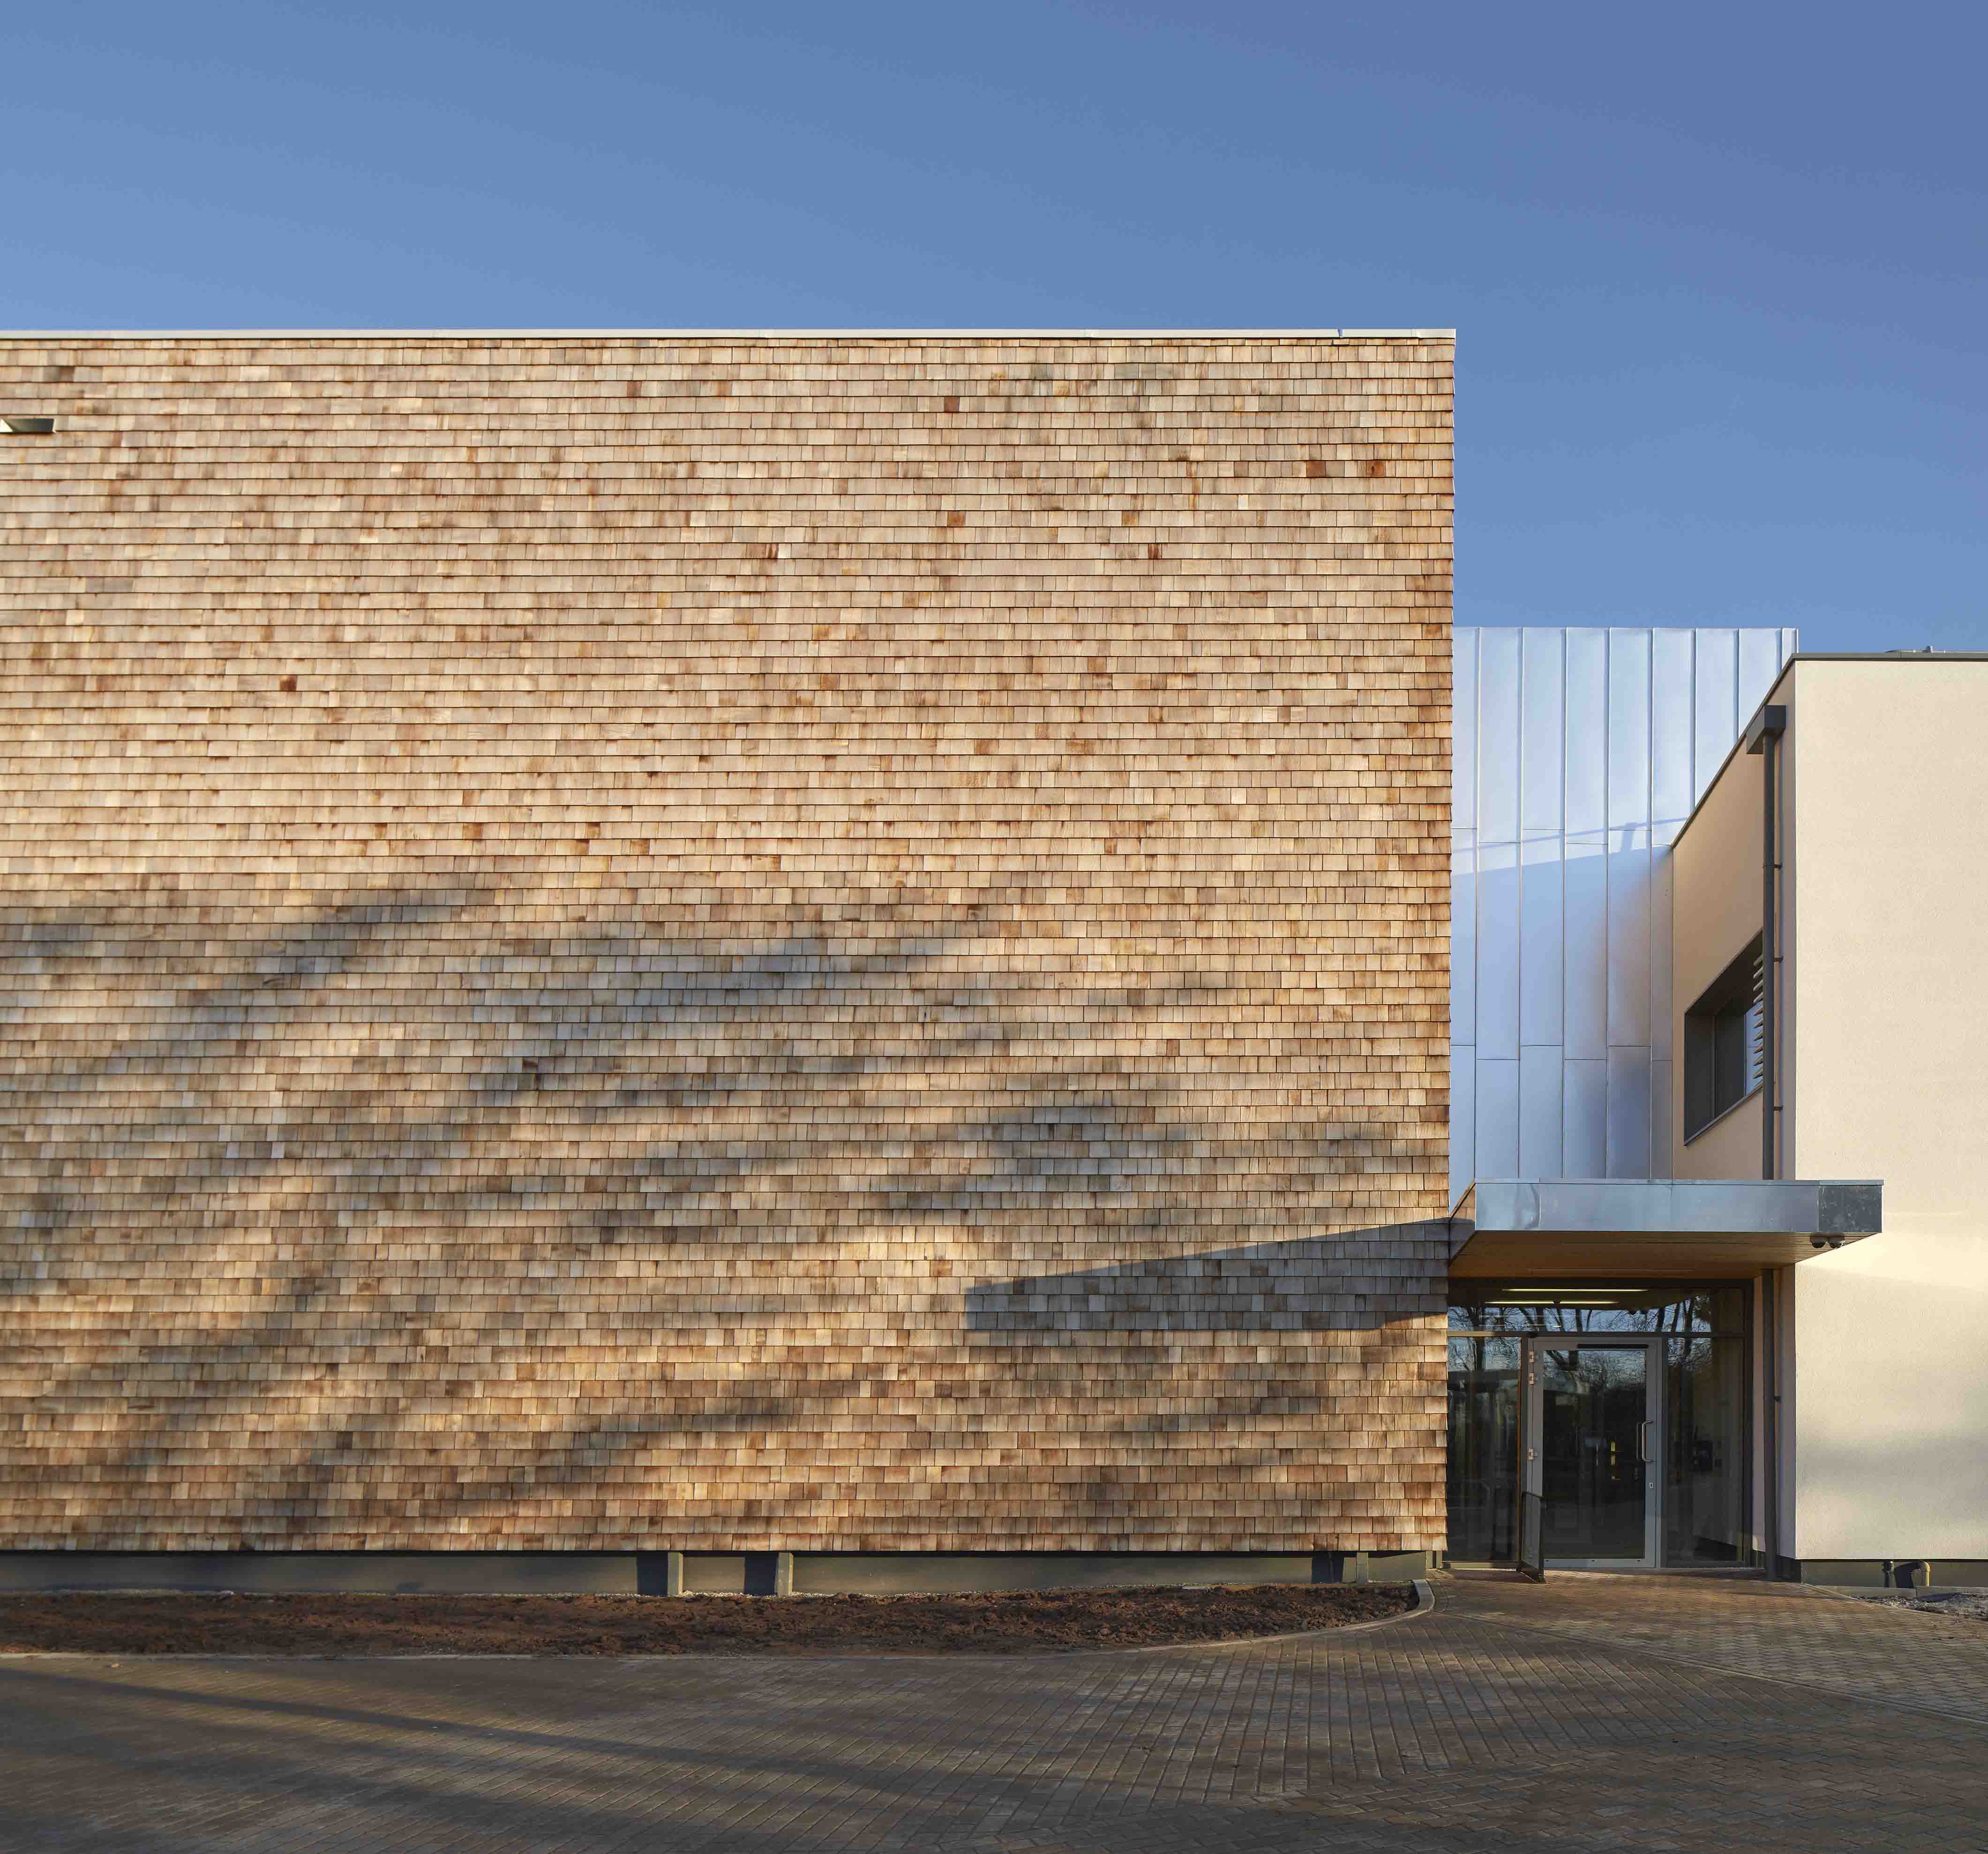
(1747, 704, 1789, 1576)
(1746, 704, 1788, 1179)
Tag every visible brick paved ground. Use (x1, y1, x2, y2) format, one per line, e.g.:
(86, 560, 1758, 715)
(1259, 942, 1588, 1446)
(3, 1572, 1985, 1852)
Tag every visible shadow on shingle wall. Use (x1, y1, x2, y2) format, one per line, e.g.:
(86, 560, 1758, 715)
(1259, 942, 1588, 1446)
(967, 1228, 1446, 1336)
(0, 873, 1446, 1553)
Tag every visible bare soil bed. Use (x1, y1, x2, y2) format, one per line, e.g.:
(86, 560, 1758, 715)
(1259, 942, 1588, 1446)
(1842, 1589, 1988, 1623)
(0, 1582, 1415, 1656)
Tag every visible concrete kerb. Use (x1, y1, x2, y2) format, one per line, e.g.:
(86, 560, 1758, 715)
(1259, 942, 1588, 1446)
(0, 1578, 1435, 1663)
(1115, 1576, 1435, 1656)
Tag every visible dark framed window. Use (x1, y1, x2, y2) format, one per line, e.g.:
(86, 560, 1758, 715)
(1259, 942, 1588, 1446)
(1683, 937, 1763, 1141)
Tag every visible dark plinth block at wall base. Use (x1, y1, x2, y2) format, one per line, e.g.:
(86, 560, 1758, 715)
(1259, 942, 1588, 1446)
(0, 1551, 1437, 1596)
(1448, 1177, 1883, 1278)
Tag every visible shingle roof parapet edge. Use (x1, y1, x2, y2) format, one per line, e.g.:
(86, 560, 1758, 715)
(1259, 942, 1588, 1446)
(0, 327, 1456, 340)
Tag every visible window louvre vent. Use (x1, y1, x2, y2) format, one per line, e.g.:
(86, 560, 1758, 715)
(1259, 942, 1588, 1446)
(2, 415, 56, 435)
(1683, 934, 1768, 1144)
(1745, 942, 1765, 1097)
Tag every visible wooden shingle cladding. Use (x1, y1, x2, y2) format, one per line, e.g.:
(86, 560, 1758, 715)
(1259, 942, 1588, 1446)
(0, 334, 1452, 1553)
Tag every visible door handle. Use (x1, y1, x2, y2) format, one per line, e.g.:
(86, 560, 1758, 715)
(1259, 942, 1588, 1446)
(1636, 1420, 1650, 1464)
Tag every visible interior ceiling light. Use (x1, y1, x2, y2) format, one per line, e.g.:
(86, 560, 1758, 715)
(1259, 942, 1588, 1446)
(2, 415, 55, 434)
(1487, 1295, 1623, 1307)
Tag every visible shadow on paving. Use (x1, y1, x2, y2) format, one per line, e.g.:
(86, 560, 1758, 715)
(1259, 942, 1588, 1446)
(5, 1581, 1988, 1852)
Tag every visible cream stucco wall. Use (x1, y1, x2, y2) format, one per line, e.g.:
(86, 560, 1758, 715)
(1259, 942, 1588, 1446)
(1670, 737, 1764, 1181)
(1678, 1092, 1763, 1185)
(1779, 659, 1988, 1560)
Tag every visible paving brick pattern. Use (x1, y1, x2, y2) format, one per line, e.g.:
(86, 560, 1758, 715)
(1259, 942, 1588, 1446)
(0, 334, 1452, 1557)
(4, 1573, 1985, 1851)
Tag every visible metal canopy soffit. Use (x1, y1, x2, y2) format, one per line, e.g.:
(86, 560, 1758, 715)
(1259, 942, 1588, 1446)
(1448, 1177, 1883, 1278)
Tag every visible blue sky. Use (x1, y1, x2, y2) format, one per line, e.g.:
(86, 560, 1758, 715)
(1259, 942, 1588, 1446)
(7, 1, 1982, 652)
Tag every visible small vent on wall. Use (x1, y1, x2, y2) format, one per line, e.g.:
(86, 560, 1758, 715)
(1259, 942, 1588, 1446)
(2, 415, 56, 435)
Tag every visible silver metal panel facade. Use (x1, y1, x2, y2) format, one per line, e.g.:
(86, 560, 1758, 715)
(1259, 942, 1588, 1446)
(1467, 1176, 1883, 1237)
(1451, 627, 1796, 1201)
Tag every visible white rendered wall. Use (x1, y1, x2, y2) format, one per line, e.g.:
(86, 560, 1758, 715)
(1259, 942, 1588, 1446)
(1779, 659, 1988, 1561)
(1452, 627, 1795, 1201)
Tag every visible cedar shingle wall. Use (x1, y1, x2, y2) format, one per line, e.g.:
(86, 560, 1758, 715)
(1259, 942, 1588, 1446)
(0, 336, 1451, 1552)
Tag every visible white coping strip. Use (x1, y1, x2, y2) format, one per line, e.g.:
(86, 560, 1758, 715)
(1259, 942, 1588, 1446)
(0, 328, 1455, 341)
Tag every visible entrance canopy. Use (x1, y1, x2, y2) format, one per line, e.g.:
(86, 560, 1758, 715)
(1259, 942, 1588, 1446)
(1448, 1178, 1882, 1279)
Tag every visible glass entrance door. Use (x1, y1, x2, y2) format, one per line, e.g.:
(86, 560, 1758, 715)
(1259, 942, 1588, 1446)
(1447, 1286, 1751, 1571)
(1528, 1339, 1659, 1567)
